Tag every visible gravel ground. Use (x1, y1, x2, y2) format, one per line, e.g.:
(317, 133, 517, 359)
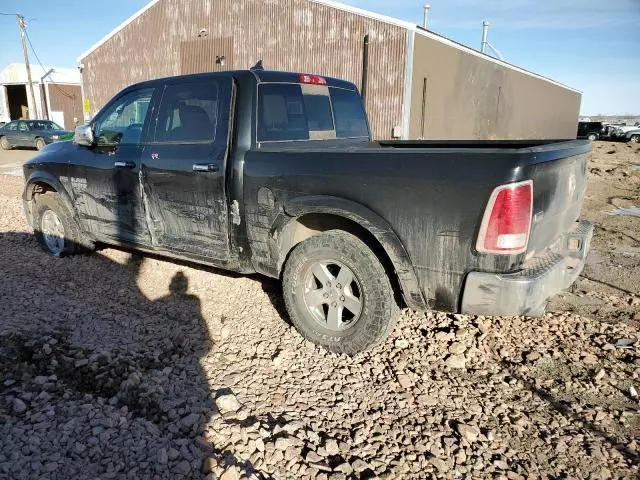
(1, 143, 639, 479)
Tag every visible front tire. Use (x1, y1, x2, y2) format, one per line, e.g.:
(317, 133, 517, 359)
(0, 136, 11, 150)
(587, 133, 598, 141)
(283, 230, 400, 355)
(32, 192, 89, 257)
(630, 135, 640, 143)
(35, 137, 46, 150)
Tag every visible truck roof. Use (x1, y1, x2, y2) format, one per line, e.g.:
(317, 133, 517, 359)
(124, 69, 358, 93)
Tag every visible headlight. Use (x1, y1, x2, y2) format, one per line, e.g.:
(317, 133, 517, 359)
(51, 135, 59, 140)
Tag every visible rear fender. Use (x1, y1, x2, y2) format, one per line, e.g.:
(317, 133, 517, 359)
(281, 195, 428, 311)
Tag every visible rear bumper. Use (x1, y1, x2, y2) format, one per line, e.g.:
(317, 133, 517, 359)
(461, 220, 593, 316)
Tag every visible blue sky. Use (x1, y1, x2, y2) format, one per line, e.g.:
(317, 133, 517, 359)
(0, 0, 638, 115)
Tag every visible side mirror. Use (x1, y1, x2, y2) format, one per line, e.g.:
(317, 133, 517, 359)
(74, 124, 94, 147)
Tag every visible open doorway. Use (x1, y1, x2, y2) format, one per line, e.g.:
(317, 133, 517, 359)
(7, 84, 28, 120)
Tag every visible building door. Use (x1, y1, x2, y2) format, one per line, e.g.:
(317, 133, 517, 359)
(6, 84, 28, 120)
(180, 37, 234, 74)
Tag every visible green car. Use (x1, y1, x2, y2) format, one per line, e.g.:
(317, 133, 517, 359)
(0, 120, 73, 151)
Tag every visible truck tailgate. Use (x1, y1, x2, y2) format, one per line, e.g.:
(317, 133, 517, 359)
(526, 150, 589, 257)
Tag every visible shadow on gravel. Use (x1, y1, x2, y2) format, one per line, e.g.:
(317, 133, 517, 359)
(0, 231, 272, 478)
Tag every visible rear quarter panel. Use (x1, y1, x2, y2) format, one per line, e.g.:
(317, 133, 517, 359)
(242, 141, 590, 311)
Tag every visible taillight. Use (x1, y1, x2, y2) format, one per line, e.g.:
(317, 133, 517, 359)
(476, 180, 533, 254)
(299, 74, 328, 85)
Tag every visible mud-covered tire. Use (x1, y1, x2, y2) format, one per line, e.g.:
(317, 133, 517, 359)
(282, 230, 400, 355)
(0, 136, 11, 150)
(32, 192, 91, 257)
(35, 137, 46, 150)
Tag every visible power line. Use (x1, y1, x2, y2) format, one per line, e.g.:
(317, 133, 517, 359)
(23, 26, 75, 100)
(0, 12, 19, 16)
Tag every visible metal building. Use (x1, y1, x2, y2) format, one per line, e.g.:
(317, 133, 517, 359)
(0, 63, 83, 130)
(77, 0, 581, 140)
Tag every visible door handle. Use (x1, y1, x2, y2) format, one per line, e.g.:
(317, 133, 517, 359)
(193, 164, 219, 173)
(114, 161, 136, 169)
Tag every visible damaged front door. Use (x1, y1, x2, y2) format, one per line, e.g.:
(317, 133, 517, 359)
(140, 75, 233, 261)
(70, 86, 156, 245)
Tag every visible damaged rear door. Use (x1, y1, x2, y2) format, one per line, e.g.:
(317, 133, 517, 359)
(140, 75, 233, 261)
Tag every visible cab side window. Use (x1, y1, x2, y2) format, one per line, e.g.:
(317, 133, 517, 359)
(154, 81, 219, 143)
(93, 88, 154, 146)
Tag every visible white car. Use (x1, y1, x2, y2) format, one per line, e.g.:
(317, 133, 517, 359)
(611, 125, 638, 138)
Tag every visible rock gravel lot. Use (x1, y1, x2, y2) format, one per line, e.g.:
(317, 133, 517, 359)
(1, 143, 639, 479)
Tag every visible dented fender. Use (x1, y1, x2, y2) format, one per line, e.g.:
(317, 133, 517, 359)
(22, 171, 76, 227)
(282, 195, 429, 311)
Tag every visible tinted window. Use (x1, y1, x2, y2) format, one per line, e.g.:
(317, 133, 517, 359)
(18, 122, 28, 132)
(258, 84, 309, 142)
(94, 88, 154, 146)
(5, 122, 18, 131)
(329, 88, 369, 138)
(155, 81, 218, 143)
(26, 121, 60, 130)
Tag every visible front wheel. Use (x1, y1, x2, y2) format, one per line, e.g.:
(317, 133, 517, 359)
(35, 137, 46, 150)
(630, 135, 640, 143)
(587, 133, 598, 141)
(282, 230, 400, 355)
(32, 192, 91, 257)
(0, 136, 11, 150)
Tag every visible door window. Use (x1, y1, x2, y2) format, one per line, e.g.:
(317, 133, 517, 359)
(18, 122, 29, 132)
(5, 122, 18, 131)
(93, 88, 154, 146)
(154, 81, 219, 143)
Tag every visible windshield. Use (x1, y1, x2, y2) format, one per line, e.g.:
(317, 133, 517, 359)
(26, 121, 63, 130)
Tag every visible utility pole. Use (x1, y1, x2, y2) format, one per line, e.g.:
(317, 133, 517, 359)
(17, 14, 38, 119)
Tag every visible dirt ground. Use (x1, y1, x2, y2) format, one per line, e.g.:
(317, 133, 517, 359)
(0, 142, 638, 479)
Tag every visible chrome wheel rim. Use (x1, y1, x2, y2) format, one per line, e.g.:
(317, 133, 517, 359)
(631, 136, 639, 143)
(36, 139, 45, 149)
(303, 260, 363, 331)
(41, 210, 65, 256)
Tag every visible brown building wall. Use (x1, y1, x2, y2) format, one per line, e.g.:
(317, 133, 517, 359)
(408, 33, 581, 140)
(48, 83, 83, 130)
(80, 0, 407, 140)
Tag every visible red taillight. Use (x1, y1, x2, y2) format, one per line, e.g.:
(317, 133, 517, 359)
(476, 180, 533, 254)
(299, 74, 327, 85)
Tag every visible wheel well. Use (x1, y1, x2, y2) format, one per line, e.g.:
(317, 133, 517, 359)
(279, 213, 406, 307)
(26, 181, 57, 201)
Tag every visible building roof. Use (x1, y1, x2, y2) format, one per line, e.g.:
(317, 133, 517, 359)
(0, 63, 81, 85)
(75, 0, 580, 94)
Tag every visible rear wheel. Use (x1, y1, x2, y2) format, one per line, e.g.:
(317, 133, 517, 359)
(32, 192, 92, 257)
(0, 136, 11, 150)
(282, 230, 399, 355)
(630, 134, 640, 143)
(587, 133, 598, 141)
(35, 137, 46, 150)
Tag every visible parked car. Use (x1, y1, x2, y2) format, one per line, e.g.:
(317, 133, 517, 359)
(0, 120, 72, 151)
(576, 121, 603, 140)
(21, 69, 593, 354)
(610, 125, 638, 140)
(621, 129, 640, 143)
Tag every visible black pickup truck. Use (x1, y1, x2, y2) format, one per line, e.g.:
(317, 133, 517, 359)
(22, 69, 593, 354)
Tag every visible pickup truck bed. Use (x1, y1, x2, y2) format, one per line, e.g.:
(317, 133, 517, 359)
(22, 68, 593, 354)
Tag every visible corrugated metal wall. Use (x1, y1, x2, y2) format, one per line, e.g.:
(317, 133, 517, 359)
(408, 33, 581, 140)
(80, 0, 407, 140)
(47, 84, 83, 130)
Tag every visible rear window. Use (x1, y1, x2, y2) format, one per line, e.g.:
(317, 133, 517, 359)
(257, 83, 368, 142)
